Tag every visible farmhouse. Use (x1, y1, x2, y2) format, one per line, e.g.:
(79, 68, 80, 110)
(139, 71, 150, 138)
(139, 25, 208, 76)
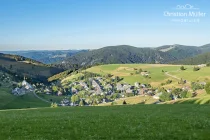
(141, 72, 149, 76)
(134, 82, 140, 88)
(105, 84, 113, 89)
(45, 88, 51, 95)
(79, 81, 89, 90)
(57, 91, 63, 96)
(153, 92, 162, 99)
(125, 88, 133, 94)
(92, 79, 102, 94)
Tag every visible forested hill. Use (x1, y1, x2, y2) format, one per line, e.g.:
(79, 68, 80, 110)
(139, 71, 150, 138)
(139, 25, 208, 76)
(172, 52, 210, 65)
(56, 44, 210, 69)
(54, 45, 172, 69)
(0, 53, 63, 83)
(155, 44, 202, 60)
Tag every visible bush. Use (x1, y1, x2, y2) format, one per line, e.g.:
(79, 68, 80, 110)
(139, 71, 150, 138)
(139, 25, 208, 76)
(178, 78, 186, 84)
(186, 92, 192, 98)
(166, 79, 172, 84)
(191, 82, 205, 91)
(180, 91, 188, 98)
(51, 103, 58, 108)
(193, 67, 200, 71)
(180, 66, 185, 70)
(79, 100, 85, 106)
(159, 92, 172, 102)
(111, 102, 117, 106)
(92, 100, 98, 106)
(123, 100, 127, 105)
(205, 82, 210, 94)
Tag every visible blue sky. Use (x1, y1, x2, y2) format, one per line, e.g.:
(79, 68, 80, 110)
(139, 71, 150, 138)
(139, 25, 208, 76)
(0, 0, 209, 50)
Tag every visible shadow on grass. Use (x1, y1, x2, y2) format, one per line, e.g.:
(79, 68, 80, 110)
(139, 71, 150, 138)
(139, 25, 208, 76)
(174, 98, 210, 105)
(137, 101, 146, 105)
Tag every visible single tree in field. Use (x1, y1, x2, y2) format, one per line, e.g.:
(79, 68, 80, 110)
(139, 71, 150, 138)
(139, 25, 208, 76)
(71, 95, 75, 104)
(205, 82, 210, 94)
(180, 66, 185, 70)
(123, 100, 127, 105)
(51, 103, 58, 108)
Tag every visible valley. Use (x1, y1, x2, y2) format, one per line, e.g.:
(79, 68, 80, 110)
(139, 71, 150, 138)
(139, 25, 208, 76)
(1, 1, 210, 139)
(1, 45, 210, 110)
(1, 61, 210, 109)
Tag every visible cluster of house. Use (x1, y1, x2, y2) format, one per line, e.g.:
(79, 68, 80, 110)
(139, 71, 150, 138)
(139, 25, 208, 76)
(12, 79, 34, 96)
(70, 78, 104, 95)
(69, 77, 154, 98)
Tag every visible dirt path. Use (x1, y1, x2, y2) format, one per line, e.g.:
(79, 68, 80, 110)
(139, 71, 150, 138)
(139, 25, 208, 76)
(165, 72, 181, 80)
(164, 72, 190, 84)
(33, 91, 51, 103)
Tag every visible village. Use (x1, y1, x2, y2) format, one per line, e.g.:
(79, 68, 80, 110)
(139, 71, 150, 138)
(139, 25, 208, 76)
(10, 68, 206, 106)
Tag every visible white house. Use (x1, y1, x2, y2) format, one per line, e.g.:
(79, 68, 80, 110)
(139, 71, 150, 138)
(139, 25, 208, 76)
(22, 79, 32, 90)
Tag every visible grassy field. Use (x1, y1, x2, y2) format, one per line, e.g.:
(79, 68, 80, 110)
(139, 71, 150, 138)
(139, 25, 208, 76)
(62, 64, 210, 87)
(0, 88, 49, 110)
(0, 105, 210, 139)
(165, 92, 210, 105)
(99, 95, 158, 106)
(38, 93, 67, 103)
(169, 65, 210, 82)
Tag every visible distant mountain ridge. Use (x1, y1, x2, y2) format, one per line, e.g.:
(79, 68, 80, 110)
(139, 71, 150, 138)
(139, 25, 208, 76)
(2, 44, 210, 70)
(1, 50, 88, 64)
(56, 44, 210, 69)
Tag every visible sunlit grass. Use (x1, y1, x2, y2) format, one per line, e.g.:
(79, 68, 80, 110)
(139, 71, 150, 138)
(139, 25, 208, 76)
(0, 105, 210, 139)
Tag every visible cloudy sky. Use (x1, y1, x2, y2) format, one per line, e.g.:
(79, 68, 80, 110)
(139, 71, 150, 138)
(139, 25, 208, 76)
(0, 0, 209, 50)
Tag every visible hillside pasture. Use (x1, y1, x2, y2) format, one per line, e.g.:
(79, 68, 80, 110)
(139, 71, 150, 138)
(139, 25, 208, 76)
(99, 95, 158, 106)
(61, 64, 210, 88)
(86, 64, 181, 86)
(0, 88, 49, 110)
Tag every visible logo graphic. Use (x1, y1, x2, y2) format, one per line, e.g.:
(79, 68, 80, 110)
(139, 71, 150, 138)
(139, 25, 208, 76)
(164, 4, 206, 23)
(175, 4, 199, 10)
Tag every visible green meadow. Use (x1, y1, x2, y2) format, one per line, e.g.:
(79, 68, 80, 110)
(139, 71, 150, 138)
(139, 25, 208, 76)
(63, 64, 210, 88)
(0, 88, 49, 110)
(0, 105, 210, 140)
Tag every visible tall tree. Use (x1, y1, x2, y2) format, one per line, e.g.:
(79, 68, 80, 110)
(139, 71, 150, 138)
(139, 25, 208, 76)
(205, 82, 210, 94)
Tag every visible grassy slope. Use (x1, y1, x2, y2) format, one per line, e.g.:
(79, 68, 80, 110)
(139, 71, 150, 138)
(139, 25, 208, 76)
(169, 65, 210, 82)
(0, 54, 63, 83)
(87, 64, 210, 86)
(38, 94, 66, 103)
(0, 105, 210, 139)
(0, 88, 49, 110)
(166, 92, 210, 105)
(99, 95, 158, 106)
(62, 64, 191, 87)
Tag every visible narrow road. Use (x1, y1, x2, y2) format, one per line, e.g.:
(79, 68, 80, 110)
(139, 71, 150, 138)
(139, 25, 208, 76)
(165, 72, 181, 80)
(33, 91, 51, 103)
(164, 72, 190, 84)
